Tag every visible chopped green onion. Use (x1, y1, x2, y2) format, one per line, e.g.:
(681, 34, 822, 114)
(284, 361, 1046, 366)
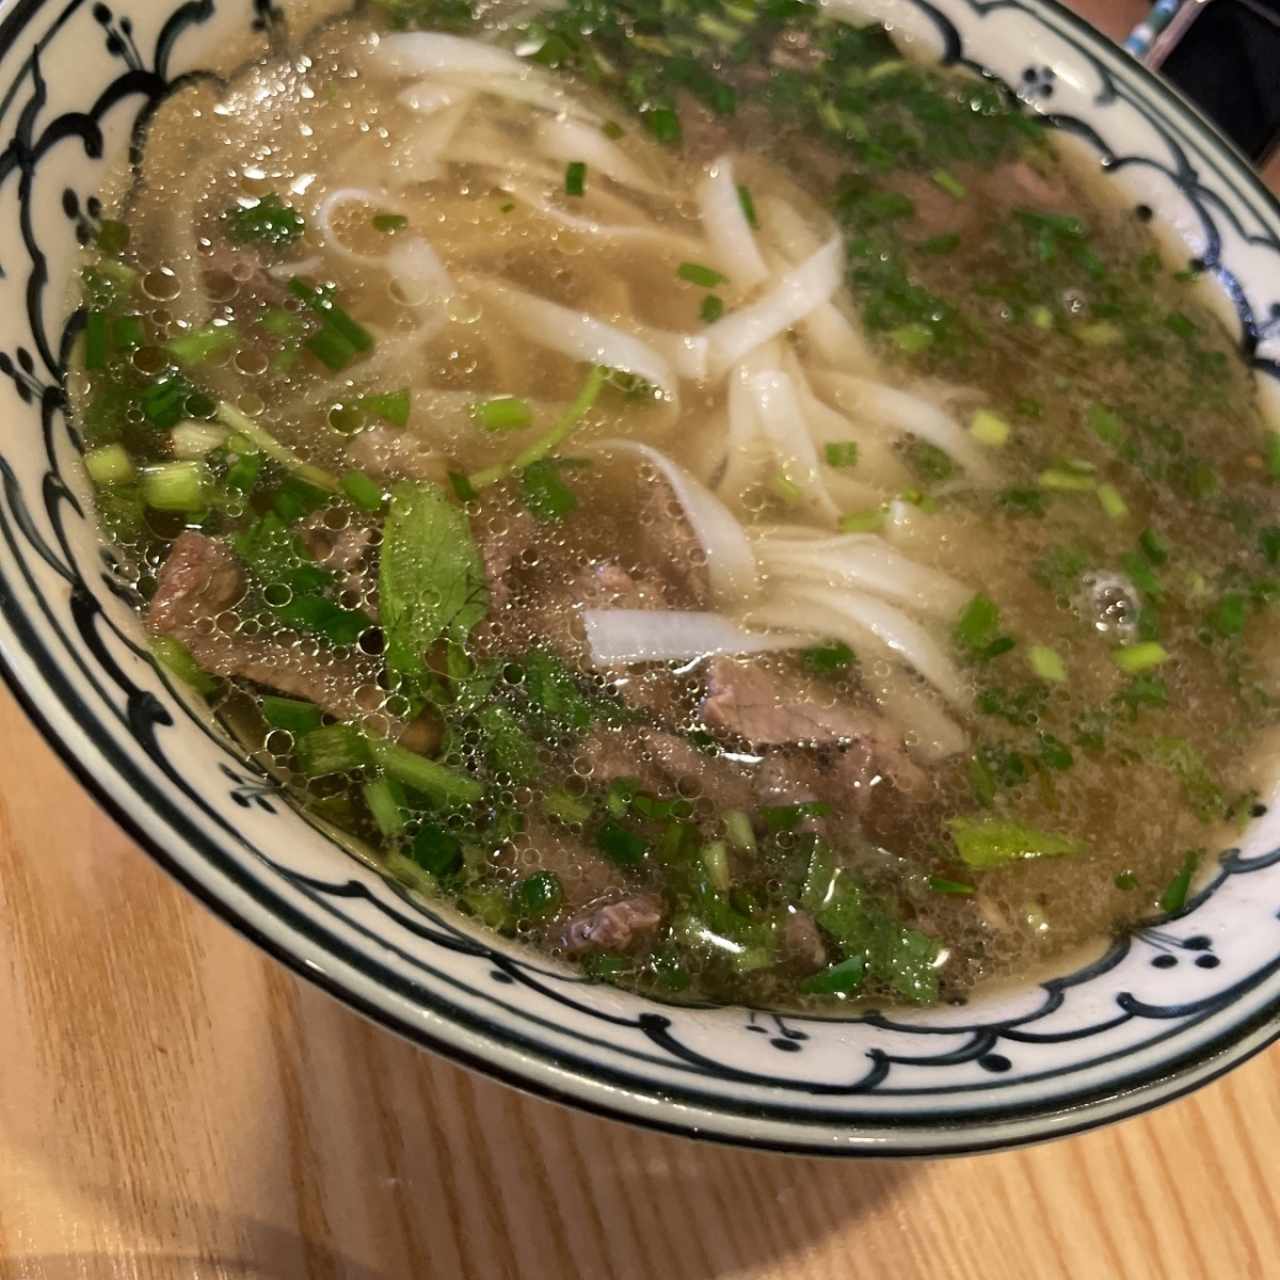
(928, 876, 976, 895)
(296, 724, 372, 777)
(1114, 870, 1138, 891)
(358, 388, 411, 427)
(84, 443, 135, 487)
(543, 788, 592, 826)
(1039, 468, 1096, 493)
(1265, 431, 1280, 480)
(889, 322, 934, 353)
(802, 640, 855, 674)
(1030, 305, 1054, 330)
(920, 232, 962, 256)
(930, 168, 967, 200)
(371, 736, 484, 807)
(700, 294, 724, 324)
(261, 695, 324, 735)
(701, 840, 731, 892)
(969, 409, 1010, 447)
(141, 461, 210, 512)
(800, 955, 865, 996)
(225, 450, 263, 495)
(305, 326, 357, 371)
(601, 120, 625, 140)
(514, 870, 563, 918)
(1027, 645, 1067, 683)
(1096, 483, 1128, 520)
(340, 469, 385, 513)
(736, 183, 758, 228)
(166, 323, 238, 366)
(149, 636, 217, 695)
(471, 395, 533, 432)
(288, 278, 374, 355)
(677, 261, 727, 288)
(768, 469, 803, 505)
(448, 470, 477, 502)
(83, 310, 108, 370)
(722, 809, 756, 854)
(1112, 642, 1170, 673)
(760, 801, 830, 834)
(215, 402, 338, 492)
(521, 459, 578, 521)
(1139, 527, 1169, 565)
(412, 824, 463, 878)
(226, 194, 305, 247)
(1076, 320, 1124, 347)
(372, 212, 408, 233)
(946, 815, 1084, 868)
(824, 441, 859, 469)
(1209, 592, 1247, 637)
(564, 160, 587, 197)
(170, 421, 228, 459)
(1159, 850, 1200, 914)
(95, 218, 130, 255)
(596, 818, 648, 866)
(839, 507, 886, 533)
(363, 777, 406, 837)
(1086, 404, 1126, 446)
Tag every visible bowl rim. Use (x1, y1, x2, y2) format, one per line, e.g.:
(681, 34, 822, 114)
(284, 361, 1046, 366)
(2, 0, 1278, 1157)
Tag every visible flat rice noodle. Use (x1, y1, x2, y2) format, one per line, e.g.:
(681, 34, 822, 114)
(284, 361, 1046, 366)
(371, 32, 532, 78)
(705, 238, 842, 377)
(386, 236, 453, 305)
(748, 369, 841, 523)
(867, 667, 968, 763)
(464, 276, 679, 403)
(393, 99, 474, 185)
(314, 187, 410, 264)
(586, 437, 759, 605)
(582, 609, 806, 666)
(536, 116, 662, 194)
(697, 156, 768, 287)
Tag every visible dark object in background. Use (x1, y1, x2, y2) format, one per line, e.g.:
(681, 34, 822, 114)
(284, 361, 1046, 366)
(1148, 0, 1280, 165)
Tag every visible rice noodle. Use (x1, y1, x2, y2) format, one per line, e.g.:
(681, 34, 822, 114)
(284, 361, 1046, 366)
(464, 276, 680, 402)
(387, 236, 453, 304)
(582, 609, 805, 666)
(535, 116, 662, 194)
(397, 79, 468, 115)
(314, 187, 409, 264)
(370, 31, 533, 78)
(705, 238, 842, 377)
(586, 438, 759, 605)
(747, 370, 841, 522)
(393, 99, 474, 185)
(743, 583, 970, 708)
(868, 668, 968, 763)
(813, 370, 1000, 486)
(697, 156, 768, 287)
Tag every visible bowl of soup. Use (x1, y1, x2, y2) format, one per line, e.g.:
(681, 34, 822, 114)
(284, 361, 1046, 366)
(1, 0, 1277, 1153)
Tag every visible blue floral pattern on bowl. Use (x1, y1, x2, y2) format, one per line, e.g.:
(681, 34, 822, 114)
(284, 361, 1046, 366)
(0, 0, 1276, 1154)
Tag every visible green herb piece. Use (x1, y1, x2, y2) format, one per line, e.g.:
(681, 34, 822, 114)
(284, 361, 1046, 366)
(340, 469, 384, 513)
(736, 183, 758, 228)
(95, 219, 130, 255)
(596, 817, 648, 866)
(930, 168, 967, 200)
(448, 470, 476, 502)
(562, 159, 587, 196)
(1209, 593, 1247, 637)
(296, 724, 373, 777)
(224, 450, 263, 495)
(379, 480, 488, 686)
(411, 822, 463, 877)
(946, 815, 1084, 868)
(521, 458, 578, 521)
(643, 106, 681, 145)
(1096, 484, 1128, 520)
(261, 696, 324, 735)
(677, 261, 727, 288)
(818, 441, 860, 471)
(363, 778, 407, 837)
(928, 876, 976, 895)
(289, 278, 374, 368)
(760, 802, 831, 834)
(1149, 738, 1224, 823)
(226, 194, 305, 247)
(969, 409, 1010, 448)
(920, 232, 961, 256)
(149, 636, 217, 695)
(905, 440, 953, 486)
(700, 294, 724, 323)
(358, 388, 411, 427)
(1039, 468, 1096, 493)
(516, 649, 618, 734)
(216, 402, 337, 492)
(601, 120, 624, 140)
(1076, 321, 1123, 347)
(1027, 645, 1066, 683)
(802, 640, 855, 675)
(543, 788, 592, 826)
(723, 809, 756, 854)
(954, 594, 1014, 662)
(1165, 310, 1197, 339)
(838, 507, 886, 533)
(166, 323, 238, 366)
(1114, 870, 1138, 891)
(471, 395, 533, 432)
(141, 461, 210, 513)
(82, 311, 109, 370)
(800, 955, 866, 996)
(1086, 404, 1126, 447)
(372, 212, 408, 233)
(1037, 733, 1074, 771)
(1159, 849, 1201, 914)
(84, 443, 135, 487)
(1112, 642, 1169, 674)
(1265, 432, 1280, 480)
(514, 870, 563, 918)
(373, 737, 484, 807)
(998, 487, 1046, 518)
(1139, 527, 1169, 566)
(889, 322, 934, 354)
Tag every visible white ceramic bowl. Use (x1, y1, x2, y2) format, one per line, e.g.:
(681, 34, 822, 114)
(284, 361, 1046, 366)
(1, 0, 1277, 1155)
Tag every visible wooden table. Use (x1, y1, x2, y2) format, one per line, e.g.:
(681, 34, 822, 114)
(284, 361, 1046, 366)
(2, 3, 1278, 1276)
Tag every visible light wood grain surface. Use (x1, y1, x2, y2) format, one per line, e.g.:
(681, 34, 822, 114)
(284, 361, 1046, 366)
(2, 3, 1278, 1277)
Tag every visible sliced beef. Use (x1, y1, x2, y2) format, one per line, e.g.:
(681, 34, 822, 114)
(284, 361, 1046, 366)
(702, 657, 926, 793)
(147, 532, 396, 733)
(560, 893, 664, 956)
(779, 909, 828, 976)
(511, 814, 624, 910)
(633, 480, 711, 609)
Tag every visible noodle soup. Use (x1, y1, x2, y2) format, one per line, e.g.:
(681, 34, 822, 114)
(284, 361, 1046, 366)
(70, 0, 1280, 1006)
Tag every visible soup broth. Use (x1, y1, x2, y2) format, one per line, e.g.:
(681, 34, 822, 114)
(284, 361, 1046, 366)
(71, 0, 1280, 1006)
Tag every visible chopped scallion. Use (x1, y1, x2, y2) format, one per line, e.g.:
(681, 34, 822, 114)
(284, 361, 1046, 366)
(340, 469, 385, 512)
(84, 443, 135, 487)
(1096, 483, 1128, 520)
(471, 395, 533, 432)
(564, 160, 587, 197)
(824, 441, 859, 469)
(149, 636, 217, 695)
(363, 777, 406, 837)
(1039, 468, 1096, 493)
(165, 323, 238, 366)
(261, 696, 324, 735)
(372, 212, 408, 233)
(889, 322, 934, 353)
(1027, 645, 1067, 683)
(1112, 642, 1169, 673)
(722, 809, 756, 854)
(969, 409, 1010, 447)
(928, 876, 976, 895)
(371, 736, 484, 806)
(677, 261, 727, 288)
(736, 183, 758, 228)
(930, 168, 967, 200)
(839, 507, 886, 533)
(700, 294, 724, 324)
(141, 461, 210, 513)
(357, 388, 411, 427)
